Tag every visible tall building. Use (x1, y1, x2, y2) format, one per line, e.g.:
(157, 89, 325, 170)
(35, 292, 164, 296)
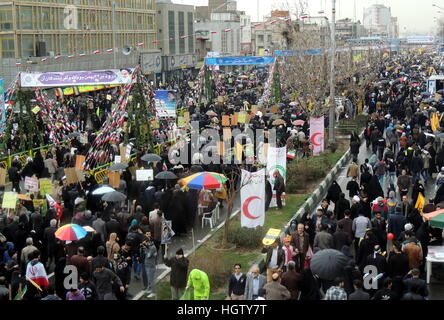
(363, 4, 392, 37)
(335, 18, 367, 40)
(156, 0, 196, 81)
(0, 0, 157, 59)
(208, 0, 237, 13)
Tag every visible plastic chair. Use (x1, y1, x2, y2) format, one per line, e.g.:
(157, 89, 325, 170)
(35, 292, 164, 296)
(201, 211, 214, 229)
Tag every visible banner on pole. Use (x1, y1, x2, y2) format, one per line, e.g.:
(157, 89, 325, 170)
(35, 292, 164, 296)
(241, 169, 266, 228)
(310, 117, 325, 156)
(267, 147, 287, 208)
(20, 69, 134, 87)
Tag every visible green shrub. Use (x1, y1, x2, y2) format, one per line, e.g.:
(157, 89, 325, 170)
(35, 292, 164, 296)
(227, 225, 265, 249)
(286, 152, 343, 193)
(189, 249, 232, 289)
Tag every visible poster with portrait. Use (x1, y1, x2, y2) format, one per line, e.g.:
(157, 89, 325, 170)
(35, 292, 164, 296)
(155, 90, 177, 118)
(161, 220, 175, 244)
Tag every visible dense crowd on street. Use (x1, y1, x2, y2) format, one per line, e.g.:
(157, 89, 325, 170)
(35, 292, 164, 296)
(0, 50, 443, 301)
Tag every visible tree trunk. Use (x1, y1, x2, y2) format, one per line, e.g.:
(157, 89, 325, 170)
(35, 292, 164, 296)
(222, 198, 233, 248)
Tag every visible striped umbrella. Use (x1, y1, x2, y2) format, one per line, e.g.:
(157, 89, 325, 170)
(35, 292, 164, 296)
(55, 224, 87, 241)
(424, 209, 444, 229)
(180, 172, 227, 190)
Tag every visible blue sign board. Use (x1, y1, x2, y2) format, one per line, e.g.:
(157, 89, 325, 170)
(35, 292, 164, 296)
(275, 49, 324, 56)
(205, 56, 276, 66)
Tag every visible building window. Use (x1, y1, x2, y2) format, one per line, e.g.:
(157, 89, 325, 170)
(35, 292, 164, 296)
(258, 35, 264, 42)
(20, 36, 34, 58)
(0, 5, 13, 30)
(187, 12, 194, 53)
(221, 32, 227, 53)
(0, 34, 15, 58)
(18, 6, 33, 30)
(168, 10, 175, 55)
(178, 12, 185, 54)
(268, 35, 272, 43)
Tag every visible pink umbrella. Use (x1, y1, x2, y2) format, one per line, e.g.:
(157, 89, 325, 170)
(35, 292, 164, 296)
(292, 120, 305, 126)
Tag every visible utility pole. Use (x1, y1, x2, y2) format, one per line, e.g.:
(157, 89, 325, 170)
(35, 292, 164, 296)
(328, 0, 336, 145)
(112, 1, 116, 69)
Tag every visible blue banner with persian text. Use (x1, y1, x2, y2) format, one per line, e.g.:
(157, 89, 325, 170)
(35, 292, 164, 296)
(274, 49, 324, 56)
(205, 56, 276, 66)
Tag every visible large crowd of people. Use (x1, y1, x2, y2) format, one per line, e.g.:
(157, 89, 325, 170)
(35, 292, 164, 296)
(0, 49, 443, 301)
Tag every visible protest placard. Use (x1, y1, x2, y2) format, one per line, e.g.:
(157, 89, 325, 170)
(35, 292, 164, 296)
(136, 169, 154, 181)
(24, 177, 39, 192)
(75, 155, 86, 170)
(39, 179, 53, 196)
(2, 192, 17, 209)
(109, 171, 120, 188)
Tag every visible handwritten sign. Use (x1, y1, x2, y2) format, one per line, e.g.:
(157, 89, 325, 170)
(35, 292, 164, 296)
(109, 171, 120, 188)
(0, 168, 5, 186)
(25, 177, 39, 192)
(64, 168, 79, 184)
(231, 113, 238, 126)
(136, 169, 154, 181)
(75, 155, 86, 170)
(39, 179, 53, 196)
(222, 115, 230, 127)
(2, 192, 17, 209)
(31, 106, 41, 114)
(238, 112, 246, 124)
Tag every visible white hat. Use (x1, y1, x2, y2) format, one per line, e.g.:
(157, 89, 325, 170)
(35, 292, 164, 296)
(404, 223, 413, 231)
(353, 195, 360, 202)
(74, 197, 84, 206)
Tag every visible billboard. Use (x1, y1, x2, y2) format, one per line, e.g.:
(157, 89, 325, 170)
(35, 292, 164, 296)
(141, 52, 162, 74)
(406, 36, 435, 44)
(0, 79, 5, 133)
(154, 90, 177, 118)
(20, 69, 134, 87)
(205, 56, 276, 66)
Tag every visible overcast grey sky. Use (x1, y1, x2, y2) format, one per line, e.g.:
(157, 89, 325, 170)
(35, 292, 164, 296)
(175, 0, 442, 36)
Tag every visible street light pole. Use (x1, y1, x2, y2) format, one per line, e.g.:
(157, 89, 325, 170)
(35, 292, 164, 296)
(328, 0, 336, 145)
(112, 1, 116, 69)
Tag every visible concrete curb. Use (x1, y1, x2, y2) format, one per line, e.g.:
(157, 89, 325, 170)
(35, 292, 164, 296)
(133, 208, 241, 300)
(283, 131, 365, 233)
(252, 131, 366, 272)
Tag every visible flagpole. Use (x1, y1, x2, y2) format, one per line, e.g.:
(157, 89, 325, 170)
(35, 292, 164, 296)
(112, 1, 117, 69)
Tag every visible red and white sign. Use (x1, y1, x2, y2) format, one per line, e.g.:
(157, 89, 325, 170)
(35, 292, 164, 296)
(241, 169, 265, 228)
(310, 117, 324, 156)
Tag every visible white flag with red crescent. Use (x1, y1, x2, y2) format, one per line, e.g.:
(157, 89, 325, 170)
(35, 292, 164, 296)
(241, 169, 265, 229)
(310, 117, 324, 156)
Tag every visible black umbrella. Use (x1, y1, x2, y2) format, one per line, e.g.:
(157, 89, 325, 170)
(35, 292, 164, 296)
(141, 153, 162, 162)
(108, 163, 128, 171)
(437, 89, 444, 95)
(155, 171, 178, 188)
(310, 249, 349, 281)
(190, 165, 204, 173)
(155, 171, 178, 180)
(101, 191, 126, 202)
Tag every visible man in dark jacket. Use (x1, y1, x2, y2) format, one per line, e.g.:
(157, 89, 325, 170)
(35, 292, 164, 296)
(334, 193, 351, 221)
(348, 279, 370, 300)
(403, 268, 428, 298)
(333, 224, 352, 251)
(164, 248, 189, 300)
(227, 263, 247, 300)
(92, 262, 124, 300)
(8, 162, 21, 193)
(388, 207, 408, 239)
(291, 223, 311, 272)
(280, 261, 302, 300)
(273, 171, 285, 210)
(263, 239, 285, 282)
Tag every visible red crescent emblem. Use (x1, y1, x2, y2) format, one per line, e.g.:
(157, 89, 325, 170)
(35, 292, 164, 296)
(242, 196, 261, 220)
(311, 132, 322, 146)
